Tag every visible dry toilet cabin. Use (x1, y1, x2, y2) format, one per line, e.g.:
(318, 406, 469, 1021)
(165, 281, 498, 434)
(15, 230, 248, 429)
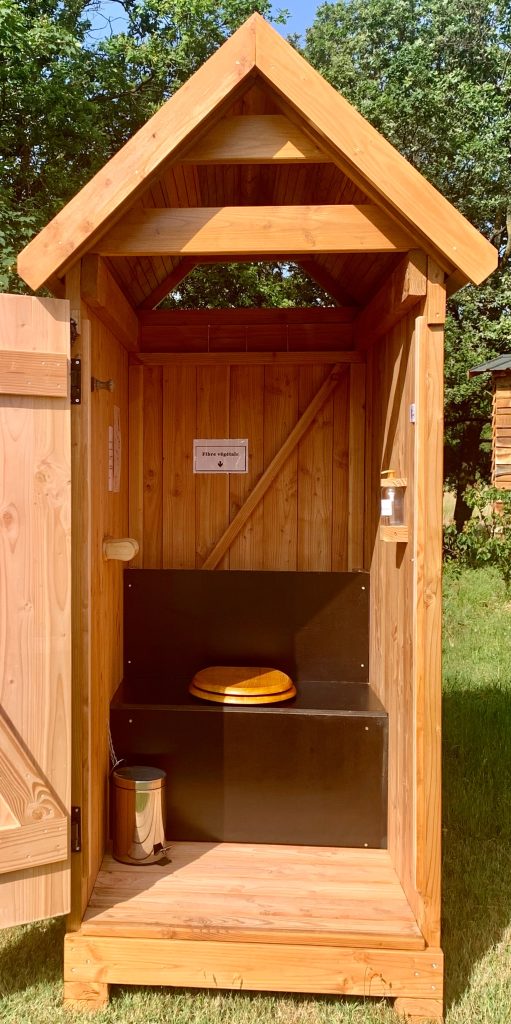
(0, 13, 498, 1022)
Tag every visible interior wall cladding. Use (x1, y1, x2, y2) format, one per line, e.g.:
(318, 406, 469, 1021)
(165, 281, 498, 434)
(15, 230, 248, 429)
(131, 361, 366, 572)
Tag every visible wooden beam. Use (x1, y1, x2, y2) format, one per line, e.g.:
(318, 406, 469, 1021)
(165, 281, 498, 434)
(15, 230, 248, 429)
(66, 263, 82, 335)
(138, 307, 356, 351)
(182, 114, 330, 164)
(135, 350, 363, 366)
(356, 251, 427, 348)
(255, 14, 497, 285)
(64, 932, 443, 1001)
(412, 259, 445, 948)
(202, 364, 346, 569)
(139, 306, 356, 326)
(81, 255, 139, 352)
(178, 253, 308, 264)
(425, 258, 446, 325)
(138, 259, 197, 310)
(0, 350, 68, 397)
(97, 206, 415, 258)
(69, 318, 92, 929)
(17, 16, 259, 291)
(0, 709, 68, 875)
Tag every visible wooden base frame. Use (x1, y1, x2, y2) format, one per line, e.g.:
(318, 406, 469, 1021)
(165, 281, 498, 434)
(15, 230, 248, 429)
(64, 934, 443, 1019)
(63, 844, 443, 1020)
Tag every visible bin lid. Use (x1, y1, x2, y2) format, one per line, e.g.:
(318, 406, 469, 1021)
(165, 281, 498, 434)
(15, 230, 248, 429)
(112, 765, 166, 791)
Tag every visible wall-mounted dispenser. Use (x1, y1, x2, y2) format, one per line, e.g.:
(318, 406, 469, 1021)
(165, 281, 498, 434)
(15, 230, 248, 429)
(380, 470, 408, 542)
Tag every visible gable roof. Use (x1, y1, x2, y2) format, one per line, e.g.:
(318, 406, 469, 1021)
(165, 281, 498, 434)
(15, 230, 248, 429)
(469, 354, 511, 377)
(17, 13, 497, 294)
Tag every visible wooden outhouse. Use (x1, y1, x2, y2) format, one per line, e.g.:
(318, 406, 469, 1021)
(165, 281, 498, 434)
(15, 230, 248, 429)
(469, 355, 511, 489)
(1, 14, 497, 1022)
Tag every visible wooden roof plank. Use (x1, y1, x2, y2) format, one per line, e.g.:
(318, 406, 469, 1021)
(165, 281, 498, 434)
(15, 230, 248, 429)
(297, 257, 356, 306)
(138, 258, 197, 310)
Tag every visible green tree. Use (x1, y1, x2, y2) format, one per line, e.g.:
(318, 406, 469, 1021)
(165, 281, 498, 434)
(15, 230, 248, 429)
(305, 0, 511, 523)
(164, 261, 329, 308)
(0, 0, 288, 290)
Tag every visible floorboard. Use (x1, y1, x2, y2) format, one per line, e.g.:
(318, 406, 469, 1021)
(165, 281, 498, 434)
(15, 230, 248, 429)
(82, 843, 424, 950)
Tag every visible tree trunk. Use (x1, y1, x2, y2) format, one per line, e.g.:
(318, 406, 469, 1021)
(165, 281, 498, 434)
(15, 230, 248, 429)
(453, 488, 471, 532)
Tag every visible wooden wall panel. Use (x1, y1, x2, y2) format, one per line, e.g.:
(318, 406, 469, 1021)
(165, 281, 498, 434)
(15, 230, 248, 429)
(142, 367, 162, 567)
(366, 310, 416, 910)
(196, 366, 230, 568)
(131, 356, 365, 572)
(163, 367, 196, 568)
(365, 271, 443, 949)
(229, 366, 265, 568)
(413, 276, 445, 947)
(263, 366, 299, 570)
(493, 374, 511, 488)
(297, 366, 332, 570)
(86, 306, 130, 887)
(348, 363, 366, 570)
(332, 370, 350, 571)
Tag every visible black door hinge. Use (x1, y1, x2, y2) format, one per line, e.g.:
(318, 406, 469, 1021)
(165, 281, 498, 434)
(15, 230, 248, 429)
(71, 806, 82, 853)
(70, 358, 81, 405)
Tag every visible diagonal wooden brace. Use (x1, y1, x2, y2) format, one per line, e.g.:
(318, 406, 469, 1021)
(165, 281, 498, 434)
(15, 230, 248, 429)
(202, 363, 347, 569)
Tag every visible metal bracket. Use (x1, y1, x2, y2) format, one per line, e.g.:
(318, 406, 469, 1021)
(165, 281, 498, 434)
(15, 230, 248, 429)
(71, 806, 82, 853)
(70, 318, 78, 344)
(70, 358, 81, 405)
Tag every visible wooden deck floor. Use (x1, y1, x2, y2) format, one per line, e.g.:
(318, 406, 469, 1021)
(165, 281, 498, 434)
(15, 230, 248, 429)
(82, 843, 424, 951)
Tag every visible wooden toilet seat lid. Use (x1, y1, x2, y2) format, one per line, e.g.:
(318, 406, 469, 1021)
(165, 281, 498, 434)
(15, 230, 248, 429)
(189, 666, 296, 702)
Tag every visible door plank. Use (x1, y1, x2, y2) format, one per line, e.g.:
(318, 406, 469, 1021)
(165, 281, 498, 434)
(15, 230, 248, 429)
(0, 293, 71, 927)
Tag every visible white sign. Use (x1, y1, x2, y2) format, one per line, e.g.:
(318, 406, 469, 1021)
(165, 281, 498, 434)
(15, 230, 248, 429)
(108, 407, 122, 492)
(113, 405, 121, 493)
(193, 439, 248, 474)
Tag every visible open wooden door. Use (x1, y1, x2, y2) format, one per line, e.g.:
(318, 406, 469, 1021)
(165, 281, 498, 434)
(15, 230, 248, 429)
(0, 293, 71, 927)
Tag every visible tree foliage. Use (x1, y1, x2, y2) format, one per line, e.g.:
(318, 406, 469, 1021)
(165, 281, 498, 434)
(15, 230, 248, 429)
(305, 0, 511, 513)
(164, 262, 329, 308)
(0, 0, 287, 289)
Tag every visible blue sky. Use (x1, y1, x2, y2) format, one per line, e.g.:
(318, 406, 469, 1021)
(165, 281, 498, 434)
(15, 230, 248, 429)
(275, 1, 319, 40)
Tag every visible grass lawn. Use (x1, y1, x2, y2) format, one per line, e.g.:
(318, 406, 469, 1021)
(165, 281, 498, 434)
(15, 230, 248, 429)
(1, 566, 511, 1023)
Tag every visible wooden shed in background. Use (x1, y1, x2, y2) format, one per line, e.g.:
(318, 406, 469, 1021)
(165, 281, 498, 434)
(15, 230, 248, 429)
(469, 355, 511, 489)
(0, 14, 497, 1023)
